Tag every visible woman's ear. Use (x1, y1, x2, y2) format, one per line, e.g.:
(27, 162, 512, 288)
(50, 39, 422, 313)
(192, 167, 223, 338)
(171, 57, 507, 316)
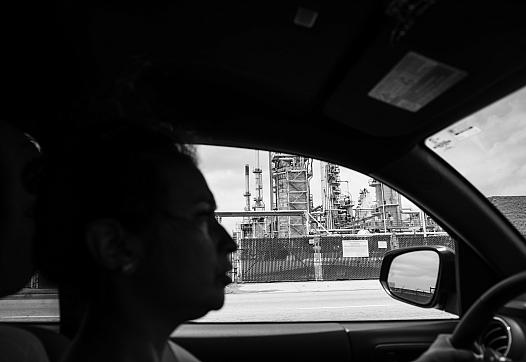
(85, 219, 144, 275)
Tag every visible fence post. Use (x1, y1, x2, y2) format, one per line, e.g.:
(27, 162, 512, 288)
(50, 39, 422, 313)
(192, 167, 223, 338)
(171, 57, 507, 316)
(236, 239, 242, 283)
(310, 236, 323, 281)
(390, 232, 399, 250)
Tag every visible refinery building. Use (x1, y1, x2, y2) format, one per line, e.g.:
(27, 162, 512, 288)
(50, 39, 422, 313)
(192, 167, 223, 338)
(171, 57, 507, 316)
(228, 151, 441, 240)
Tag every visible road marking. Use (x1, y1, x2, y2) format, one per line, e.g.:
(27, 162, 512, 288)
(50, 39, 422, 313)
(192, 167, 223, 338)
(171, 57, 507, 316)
(296, 304, 392, 310)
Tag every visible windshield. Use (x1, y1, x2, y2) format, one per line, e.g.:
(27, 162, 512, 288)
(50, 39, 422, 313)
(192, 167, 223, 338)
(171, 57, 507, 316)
(426, 86, 526, 235)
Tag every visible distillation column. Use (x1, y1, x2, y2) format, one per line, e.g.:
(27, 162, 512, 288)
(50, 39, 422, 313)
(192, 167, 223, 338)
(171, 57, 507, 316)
(369, 179, 402, 232)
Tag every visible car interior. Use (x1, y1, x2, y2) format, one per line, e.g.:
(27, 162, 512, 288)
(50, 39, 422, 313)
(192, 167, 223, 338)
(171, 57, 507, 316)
(2, 1, 526, 361)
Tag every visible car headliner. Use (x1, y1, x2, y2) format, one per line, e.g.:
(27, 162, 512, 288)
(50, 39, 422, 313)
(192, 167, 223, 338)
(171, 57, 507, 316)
(3, 1, 526, 309)
(4, 2, 526, 157)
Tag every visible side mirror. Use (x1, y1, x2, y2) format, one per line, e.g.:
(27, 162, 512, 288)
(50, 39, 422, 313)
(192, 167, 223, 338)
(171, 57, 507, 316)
(379, 246, 456, 309)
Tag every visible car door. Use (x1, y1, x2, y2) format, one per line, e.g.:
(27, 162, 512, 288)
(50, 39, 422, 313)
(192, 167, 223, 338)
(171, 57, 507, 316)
(167, 83, 526, 362)
(167, 145, 467, 362)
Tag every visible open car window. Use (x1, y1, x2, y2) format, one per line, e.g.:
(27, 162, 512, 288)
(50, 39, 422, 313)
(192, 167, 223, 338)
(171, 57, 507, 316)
(192, 145, 457, 322)
(426, 86, 526, 237)
(0, 145, 460, 323)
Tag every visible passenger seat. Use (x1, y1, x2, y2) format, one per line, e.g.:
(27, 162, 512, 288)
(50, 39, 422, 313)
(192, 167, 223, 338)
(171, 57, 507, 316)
(0, 121, 69, 362)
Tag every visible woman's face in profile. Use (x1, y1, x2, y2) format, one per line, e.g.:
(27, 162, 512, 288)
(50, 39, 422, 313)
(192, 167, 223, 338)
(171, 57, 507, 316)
(135, 159, 236, 321)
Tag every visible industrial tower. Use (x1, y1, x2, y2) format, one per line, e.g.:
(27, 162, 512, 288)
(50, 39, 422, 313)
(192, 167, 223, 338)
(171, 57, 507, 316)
(369, 179, 402, 231)
(355, 188, 374, 220)
(320, 162, 353, 230)
(240, 152, 269, 238)
(240, 164, 253, 237)
(252, 150, 265, 211)
(251, 151, 266, 237)
(269, 153, 312, 237)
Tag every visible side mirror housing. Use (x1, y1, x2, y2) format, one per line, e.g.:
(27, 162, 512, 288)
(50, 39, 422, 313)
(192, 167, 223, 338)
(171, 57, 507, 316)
(379, 246, 456, 311)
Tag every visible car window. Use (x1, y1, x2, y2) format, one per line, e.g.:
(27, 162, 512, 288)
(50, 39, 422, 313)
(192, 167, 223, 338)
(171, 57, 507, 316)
(0, 274, 59, 323)
(193, 145, 457, 322)
(0, 144, 458, 323)
(425, 86, 526, 237)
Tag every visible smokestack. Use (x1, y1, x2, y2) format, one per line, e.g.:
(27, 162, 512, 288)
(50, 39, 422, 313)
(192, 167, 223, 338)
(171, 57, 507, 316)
(244, 164, 251, 211)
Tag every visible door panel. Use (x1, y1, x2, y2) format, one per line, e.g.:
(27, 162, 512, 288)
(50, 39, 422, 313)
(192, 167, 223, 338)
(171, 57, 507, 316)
(172, 320, 457, 362)
(345, 320, 457, 362)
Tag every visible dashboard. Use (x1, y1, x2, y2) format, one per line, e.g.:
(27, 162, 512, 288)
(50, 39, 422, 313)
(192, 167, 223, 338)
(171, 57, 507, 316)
(485, 300, 526, 360)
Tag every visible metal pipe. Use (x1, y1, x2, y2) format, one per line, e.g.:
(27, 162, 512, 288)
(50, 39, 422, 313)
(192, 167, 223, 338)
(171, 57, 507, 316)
(307, 212, 330, 234)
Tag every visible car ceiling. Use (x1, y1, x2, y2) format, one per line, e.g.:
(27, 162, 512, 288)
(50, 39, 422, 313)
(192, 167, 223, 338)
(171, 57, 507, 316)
(3, 0, 526, 175)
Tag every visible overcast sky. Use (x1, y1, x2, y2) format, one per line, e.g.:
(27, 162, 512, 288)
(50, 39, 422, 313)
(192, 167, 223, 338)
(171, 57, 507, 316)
(426, 85, 526, 197)
(196, 145, 417, 235)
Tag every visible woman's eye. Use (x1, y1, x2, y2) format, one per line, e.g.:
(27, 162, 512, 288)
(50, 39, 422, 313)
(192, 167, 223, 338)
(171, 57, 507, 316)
(195, 213, 215, 231)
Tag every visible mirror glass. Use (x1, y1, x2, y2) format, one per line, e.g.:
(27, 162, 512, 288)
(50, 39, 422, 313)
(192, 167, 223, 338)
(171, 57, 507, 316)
(387, 250, 439, 305)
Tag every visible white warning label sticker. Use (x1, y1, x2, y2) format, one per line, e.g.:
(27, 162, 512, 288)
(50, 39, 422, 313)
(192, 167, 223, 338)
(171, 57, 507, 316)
(368, 52, 467, 112)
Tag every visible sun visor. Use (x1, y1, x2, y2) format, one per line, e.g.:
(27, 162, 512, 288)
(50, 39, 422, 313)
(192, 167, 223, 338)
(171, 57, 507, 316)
(324, 2, 526, 138)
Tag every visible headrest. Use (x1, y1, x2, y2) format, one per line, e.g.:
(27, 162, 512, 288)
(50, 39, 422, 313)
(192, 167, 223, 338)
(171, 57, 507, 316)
(0, 121, 41, 296)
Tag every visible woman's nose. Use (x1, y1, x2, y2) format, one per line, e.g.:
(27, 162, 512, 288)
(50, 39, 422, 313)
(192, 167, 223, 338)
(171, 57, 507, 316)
(217, 224, 237, 253)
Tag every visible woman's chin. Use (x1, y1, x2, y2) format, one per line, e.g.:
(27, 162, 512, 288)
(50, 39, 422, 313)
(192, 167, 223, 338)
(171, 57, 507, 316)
(185, 305, 223, 322)
(208, 289, 226, 311)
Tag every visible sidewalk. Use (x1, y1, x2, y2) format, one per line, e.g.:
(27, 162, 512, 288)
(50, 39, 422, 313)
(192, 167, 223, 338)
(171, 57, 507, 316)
(225, 279, 382, 294)
(1, 288, 58, 300)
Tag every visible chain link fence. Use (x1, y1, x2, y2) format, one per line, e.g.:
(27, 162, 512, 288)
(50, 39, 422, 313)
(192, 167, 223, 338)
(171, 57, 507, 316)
(234, 233, 454, 283)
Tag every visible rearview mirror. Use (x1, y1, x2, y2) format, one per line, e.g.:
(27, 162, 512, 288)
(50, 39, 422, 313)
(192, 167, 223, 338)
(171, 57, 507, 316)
(380, 246, 456, 309)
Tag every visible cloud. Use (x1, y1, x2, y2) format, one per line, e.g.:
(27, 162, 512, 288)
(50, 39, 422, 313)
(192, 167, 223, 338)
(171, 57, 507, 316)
(388, 251, 439, 290)
(197, 145, 255, 173)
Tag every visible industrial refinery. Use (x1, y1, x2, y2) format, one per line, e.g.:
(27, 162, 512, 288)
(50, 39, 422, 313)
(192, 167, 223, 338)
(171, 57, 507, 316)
(224, 151, 441, 239)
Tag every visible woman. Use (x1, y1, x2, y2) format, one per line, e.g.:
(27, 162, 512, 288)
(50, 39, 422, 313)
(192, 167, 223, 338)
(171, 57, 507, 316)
(36, 123, 237, 362)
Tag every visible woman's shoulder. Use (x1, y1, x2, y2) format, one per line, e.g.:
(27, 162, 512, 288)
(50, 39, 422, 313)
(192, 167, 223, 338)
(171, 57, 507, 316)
(168, 341, 202, 362)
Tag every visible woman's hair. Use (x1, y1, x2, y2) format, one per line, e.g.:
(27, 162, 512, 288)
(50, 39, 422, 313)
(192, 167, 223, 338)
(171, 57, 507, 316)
(35, 121, 196, 289)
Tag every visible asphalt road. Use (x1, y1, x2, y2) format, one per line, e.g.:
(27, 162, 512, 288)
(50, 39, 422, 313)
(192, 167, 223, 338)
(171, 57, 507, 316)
(0, 293, 59, 322)
(198, 281, 456, 322)
(0, 281, 456, 323)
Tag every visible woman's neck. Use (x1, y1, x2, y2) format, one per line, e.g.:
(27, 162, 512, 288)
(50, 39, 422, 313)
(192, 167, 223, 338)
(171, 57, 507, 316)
(62, 290, 179, 362)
